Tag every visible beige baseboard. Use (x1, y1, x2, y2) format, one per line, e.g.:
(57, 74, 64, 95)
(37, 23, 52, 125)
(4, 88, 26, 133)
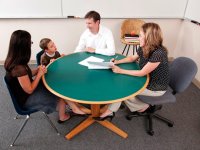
(29, 60, 37, 64)
(193, 78, 200, 89)
(0, 61, 4, 65)
(168, 56, 174, 62)
(0, 60, 36, 65)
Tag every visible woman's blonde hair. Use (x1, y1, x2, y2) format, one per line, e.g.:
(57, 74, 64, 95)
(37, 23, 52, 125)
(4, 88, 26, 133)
(142, 22, 167, 58)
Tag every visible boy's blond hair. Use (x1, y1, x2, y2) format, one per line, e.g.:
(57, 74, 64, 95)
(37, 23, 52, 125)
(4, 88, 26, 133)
(39, 38, 51, 50)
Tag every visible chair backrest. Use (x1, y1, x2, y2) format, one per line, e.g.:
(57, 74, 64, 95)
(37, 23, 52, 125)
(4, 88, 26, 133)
(169, 57, 198, 94)
(4, 76, 37, 115)
(36, 50, 44, 66)
(120, 19, 145, 39)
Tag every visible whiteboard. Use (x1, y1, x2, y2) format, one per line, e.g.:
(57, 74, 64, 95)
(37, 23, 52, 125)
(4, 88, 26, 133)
(62, 0, 188, 18)
(0, 0, 61, 18)
(0, 0, 189, 18)
(185, 0, 200, 23)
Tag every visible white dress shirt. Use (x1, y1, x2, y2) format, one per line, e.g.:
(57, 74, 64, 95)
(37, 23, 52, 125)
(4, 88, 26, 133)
(75, 25, 115, 56)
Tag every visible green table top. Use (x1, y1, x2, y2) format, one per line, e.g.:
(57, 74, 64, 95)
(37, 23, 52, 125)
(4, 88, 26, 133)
(43, 52, 149, 104)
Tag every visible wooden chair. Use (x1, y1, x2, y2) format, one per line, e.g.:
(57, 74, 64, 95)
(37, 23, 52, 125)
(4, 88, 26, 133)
(120, 19, 145, 56)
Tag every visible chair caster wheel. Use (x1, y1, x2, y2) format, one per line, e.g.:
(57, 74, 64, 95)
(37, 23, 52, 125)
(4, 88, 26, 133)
(126, 116, 132, 120)
(147, 130, 154, 136)
(168, 123, 173, 127)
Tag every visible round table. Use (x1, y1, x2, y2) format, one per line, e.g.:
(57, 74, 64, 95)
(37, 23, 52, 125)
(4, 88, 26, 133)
(43, 52, 149, 140)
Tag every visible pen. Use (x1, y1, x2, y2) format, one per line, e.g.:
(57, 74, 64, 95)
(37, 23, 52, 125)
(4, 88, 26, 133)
(112, 56, 118, 62)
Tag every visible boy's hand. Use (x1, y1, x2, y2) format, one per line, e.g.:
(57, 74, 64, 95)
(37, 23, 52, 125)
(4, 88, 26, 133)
(61, 54, 65, 57)
(50, 58, 55, 63)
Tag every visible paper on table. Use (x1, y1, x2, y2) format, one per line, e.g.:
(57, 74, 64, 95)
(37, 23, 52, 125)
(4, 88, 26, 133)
(78, 56, 104, 67)
(87, 61, 114, 69)
(78, 56, 113, 69)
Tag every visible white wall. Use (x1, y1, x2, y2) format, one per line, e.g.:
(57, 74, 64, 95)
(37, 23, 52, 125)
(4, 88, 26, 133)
(1, 18, 199, 83)
(0, 0, 61, 18)
(185, 0, 200, 23)
(174, 20, 200, 81)
(0, 18, 181, 61)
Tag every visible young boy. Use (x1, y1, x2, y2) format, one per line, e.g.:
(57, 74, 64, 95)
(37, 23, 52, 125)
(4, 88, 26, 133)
(39, 38, 62, 66)
(39, 38, 86, 123)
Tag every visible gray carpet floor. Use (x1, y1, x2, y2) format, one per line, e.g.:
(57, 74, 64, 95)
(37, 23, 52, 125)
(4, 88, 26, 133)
(0, 65, 200, 150)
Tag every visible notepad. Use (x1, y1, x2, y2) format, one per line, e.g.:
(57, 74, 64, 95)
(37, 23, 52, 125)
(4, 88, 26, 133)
(78, 56, 104, 67)
(87, 61, 114, 69)
(78, 56, 113, 69)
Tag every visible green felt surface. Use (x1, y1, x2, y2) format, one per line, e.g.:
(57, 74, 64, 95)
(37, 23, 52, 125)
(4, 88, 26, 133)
(44, 52, 148, 103)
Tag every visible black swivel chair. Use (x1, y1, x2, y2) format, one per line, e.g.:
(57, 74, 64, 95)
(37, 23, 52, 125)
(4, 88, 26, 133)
(4, 76, 60, 147)
(126, 57, 198, 136)
(36, 50, 44, 66)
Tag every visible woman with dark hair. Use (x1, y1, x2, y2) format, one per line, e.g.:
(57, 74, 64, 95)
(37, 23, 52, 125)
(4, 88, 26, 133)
(95, 23, 169, 120)
(4, 30, 85, 123)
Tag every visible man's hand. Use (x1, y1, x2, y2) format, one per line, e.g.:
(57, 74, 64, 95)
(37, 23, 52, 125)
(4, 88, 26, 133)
(86, 47, 95, 53)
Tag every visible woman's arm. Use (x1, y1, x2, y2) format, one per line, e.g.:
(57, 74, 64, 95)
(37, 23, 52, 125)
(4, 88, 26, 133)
(114, 53, 139, 65)
(18, 66, 47, 94)
(112, 62, 160, 77)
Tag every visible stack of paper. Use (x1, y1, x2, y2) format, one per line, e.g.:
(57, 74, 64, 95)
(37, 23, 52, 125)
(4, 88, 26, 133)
(78, 56, 114, 69)
(87, 61, 114, 69)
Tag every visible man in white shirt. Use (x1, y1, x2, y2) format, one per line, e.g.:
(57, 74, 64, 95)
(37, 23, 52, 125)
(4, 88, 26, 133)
(75, 11, 115, 56)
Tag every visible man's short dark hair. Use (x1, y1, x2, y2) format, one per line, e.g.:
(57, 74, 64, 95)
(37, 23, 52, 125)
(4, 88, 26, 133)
(84, 11, 101, 22)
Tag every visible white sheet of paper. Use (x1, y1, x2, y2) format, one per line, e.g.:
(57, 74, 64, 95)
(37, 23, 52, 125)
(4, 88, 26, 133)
(78, 56, 104, 67)
(87, 61, 114, 69)
(88, 64, 110, 69)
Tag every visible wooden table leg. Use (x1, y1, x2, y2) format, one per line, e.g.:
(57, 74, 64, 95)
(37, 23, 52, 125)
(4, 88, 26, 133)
(65, 104, 100, 140)
(97, 120, 128, 138)
(65, 117, 95, 140)
(65, 104, 128, 140)
(91, 104, 100, 117)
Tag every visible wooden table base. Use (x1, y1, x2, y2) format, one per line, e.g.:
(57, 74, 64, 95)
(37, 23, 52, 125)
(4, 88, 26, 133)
(65, 104, 128, 140)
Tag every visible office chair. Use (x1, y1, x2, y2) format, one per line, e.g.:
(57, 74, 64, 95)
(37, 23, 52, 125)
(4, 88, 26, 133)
(36, 50, 44, 65)
(120, 19, 145, 56)
(4, 76, 60, 147)
(126, 57, 198, 136)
